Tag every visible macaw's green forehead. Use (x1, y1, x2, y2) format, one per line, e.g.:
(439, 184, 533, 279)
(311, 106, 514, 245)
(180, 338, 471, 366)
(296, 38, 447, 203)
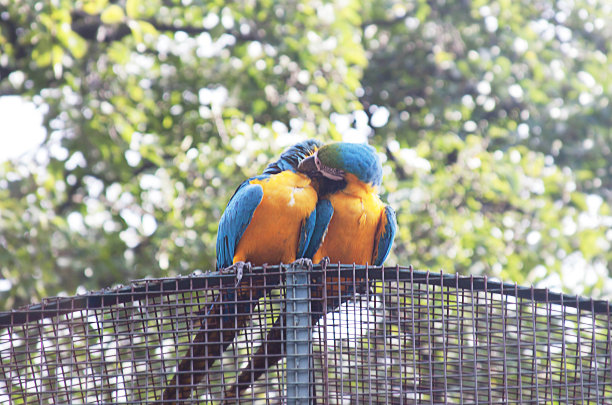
(318, 142, 383, 186)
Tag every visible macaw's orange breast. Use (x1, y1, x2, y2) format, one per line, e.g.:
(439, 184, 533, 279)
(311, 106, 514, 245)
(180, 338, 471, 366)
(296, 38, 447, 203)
(313, 185, 386, 265)
(233, 171, 317, 266)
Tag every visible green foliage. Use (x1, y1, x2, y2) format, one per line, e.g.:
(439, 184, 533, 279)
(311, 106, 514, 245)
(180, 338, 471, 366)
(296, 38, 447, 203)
(0, 0, 611, 309)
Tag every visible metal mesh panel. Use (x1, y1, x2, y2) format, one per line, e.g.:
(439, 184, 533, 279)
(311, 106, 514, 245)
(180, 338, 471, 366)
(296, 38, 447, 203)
(312, 267, 611, 404)
(0, 264, 610, 404)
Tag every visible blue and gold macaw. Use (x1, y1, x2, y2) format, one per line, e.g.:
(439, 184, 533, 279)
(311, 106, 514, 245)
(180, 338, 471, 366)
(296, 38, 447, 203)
(160, 139, 324, 404)
(216, 139, 328, 268)
(301, 142, 397, 267)
(225, 142, 397, 399)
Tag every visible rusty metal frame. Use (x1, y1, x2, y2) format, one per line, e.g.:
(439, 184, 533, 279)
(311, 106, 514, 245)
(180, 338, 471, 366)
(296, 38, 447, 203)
(0, 264, 610, 404)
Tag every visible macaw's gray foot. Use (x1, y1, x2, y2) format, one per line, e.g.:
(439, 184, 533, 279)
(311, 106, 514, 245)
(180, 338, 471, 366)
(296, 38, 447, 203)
(318, 256, 331, 267)
(293, 258, 313, 267)
(221, 261, 252, 282)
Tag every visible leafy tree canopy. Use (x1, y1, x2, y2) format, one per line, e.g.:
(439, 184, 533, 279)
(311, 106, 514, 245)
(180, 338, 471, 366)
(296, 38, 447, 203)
(1, 0, 611, 309)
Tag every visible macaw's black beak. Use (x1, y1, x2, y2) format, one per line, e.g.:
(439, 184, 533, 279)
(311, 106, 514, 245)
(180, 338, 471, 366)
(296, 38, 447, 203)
(297, 155, 318, 175)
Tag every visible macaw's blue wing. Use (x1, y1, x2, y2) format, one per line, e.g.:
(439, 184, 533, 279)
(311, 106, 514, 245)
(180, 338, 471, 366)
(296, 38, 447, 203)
(297, 208, 317, 259)
(303, 199, 334, 259)
(216, 180, 264, 269)
(373, 205, 397, 266)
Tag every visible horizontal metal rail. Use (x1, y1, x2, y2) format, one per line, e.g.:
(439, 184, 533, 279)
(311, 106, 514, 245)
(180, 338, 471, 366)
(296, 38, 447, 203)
(1, 264, 610, 329)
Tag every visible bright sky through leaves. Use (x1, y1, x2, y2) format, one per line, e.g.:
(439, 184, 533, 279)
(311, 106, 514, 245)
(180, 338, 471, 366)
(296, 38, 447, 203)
(0, 97, 45, 162)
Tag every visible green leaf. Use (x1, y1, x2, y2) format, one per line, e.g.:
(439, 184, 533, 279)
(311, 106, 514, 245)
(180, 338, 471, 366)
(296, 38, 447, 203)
(101, 5, 125, 24)
(137, 20, 158, 36)
(128, 20, 142, 43)
(82, 0, 109, 15)
(126, 0, 140, 18)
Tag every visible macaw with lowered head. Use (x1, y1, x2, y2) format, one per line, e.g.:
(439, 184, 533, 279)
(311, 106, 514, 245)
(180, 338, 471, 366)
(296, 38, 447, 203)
(300, 141, 397, 266)
(225, 141, 397, 399)
(160, 139, 325, 404)
(215, 139, 324, 268)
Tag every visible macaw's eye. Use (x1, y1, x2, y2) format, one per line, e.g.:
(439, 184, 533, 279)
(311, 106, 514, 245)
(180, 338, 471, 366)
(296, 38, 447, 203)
(314, 154, 323, 171)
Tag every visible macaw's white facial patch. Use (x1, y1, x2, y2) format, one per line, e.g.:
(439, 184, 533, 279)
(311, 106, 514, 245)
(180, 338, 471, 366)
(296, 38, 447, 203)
(314, 151, 345, 181)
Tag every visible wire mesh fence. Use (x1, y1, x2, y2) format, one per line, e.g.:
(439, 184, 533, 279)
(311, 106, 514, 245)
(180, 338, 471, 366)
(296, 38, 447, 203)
(0, 263, 610, 404)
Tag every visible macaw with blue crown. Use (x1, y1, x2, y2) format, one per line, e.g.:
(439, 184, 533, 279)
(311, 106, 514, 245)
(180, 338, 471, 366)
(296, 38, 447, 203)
(225, 141, 397, 399)
(160, 139, 325, 404)
(300, 142, 397, 267)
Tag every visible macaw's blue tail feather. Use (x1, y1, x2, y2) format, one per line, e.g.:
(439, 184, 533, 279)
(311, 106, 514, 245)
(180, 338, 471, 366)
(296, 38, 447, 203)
(158, 295, 249, 404)
(159, 278, 264, 404)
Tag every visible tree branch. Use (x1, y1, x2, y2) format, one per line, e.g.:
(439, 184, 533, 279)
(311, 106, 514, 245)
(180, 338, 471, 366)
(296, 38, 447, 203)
(361, 15, 407, 29)
(70, 10, 261, 43)
(0, 16, 30, 84)
(384, 145, 408, 181)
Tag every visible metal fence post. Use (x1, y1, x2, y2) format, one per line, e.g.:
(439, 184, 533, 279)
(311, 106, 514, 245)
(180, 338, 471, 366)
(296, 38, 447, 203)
(285, 262, 313, 405)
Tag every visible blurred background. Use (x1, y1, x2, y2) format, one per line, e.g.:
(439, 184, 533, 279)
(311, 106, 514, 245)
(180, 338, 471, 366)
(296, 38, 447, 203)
(0, 0, 611, 310)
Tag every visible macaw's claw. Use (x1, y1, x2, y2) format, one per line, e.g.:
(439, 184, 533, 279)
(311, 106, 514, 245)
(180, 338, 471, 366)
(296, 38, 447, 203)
(293, 258, 313, 267)
(221, 261, 252, 282)
(318, 256, 331, 267)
